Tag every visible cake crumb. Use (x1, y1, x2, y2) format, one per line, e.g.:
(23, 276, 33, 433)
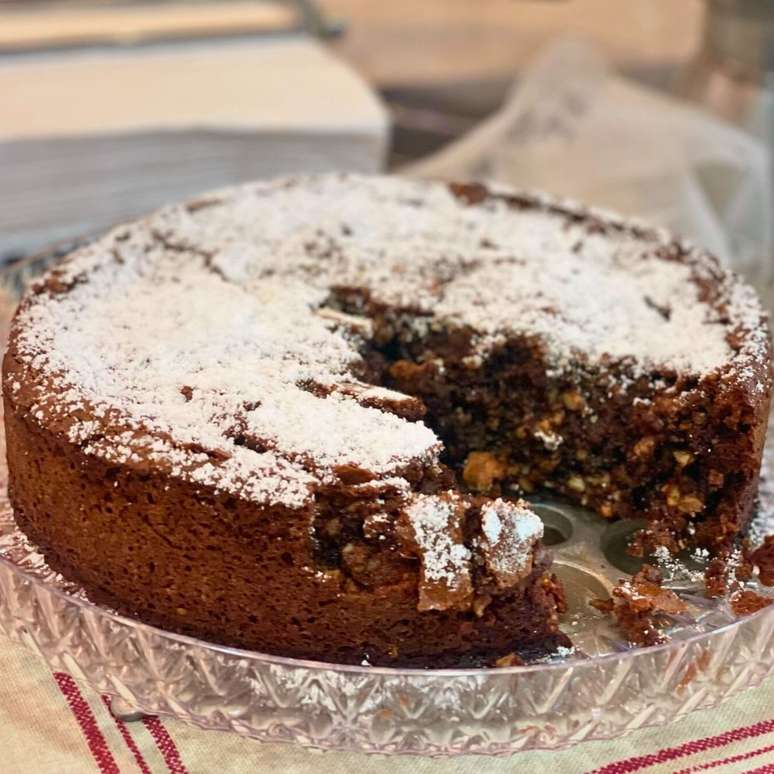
(730, 589, 773, 616)
(591, 564, 686, 646)
(399, 492, 473, 612)
(751, 536, 774, 586)
(477, 498, 543, 589)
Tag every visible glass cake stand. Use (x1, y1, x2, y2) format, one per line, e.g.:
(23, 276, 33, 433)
(0, 248, 773, 757)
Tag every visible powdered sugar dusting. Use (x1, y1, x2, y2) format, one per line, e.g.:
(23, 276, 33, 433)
(437, 248, 731, 375)
(150, 174, 767, 380)
(9, 205, 443, 506)
(478, 498, 544, 588)
(8, 174, 770, 507)
(482, 509, 503, 543)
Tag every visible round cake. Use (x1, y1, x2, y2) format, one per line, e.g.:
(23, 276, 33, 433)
(3, 175, 771, 666)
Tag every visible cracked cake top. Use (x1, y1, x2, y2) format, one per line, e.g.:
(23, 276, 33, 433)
(5, 174, 770, 508)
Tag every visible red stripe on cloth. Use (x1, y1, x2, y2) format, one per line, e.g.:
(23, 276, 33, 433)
(590, 718, 774, 774)
(745, 765, 774, 774)
(142, 715, 189, 774)
(675, 741, 774, 773)
(53, 672, 121, 774)
(102, 695, 153, 774)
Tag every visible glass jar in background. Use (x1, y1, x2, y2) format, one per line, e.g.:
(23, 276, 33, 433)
(675, 0, 774, 308)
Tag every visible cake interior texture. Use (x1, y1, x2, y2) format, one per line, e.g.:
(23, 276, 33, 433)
(2, 175, 771, 666)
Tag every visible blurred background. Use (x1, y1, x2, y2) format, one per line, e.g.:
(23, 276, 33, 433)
(2, 0, 772, 303)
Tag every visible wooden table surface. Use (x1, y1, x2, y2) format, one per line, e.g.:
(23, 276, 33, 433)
(0, 0, 705, 85)
(326, 0, 704, 88)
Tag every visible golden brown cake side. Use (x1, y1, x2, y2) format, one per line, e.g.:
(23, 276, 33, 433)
(3, 367, 567, 665)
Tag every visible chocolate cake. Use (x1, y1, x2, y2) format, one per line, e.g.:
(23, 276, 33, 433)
(3, 174, 771, 666)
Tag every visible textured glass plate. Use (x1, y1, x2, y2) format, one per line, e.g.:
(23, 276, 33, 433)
(0, 246, 773, 757)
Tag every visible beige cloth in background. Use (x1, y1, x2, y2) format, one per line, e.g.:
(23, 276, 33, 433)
(0, 634, 772, 773)
(408, 39, 772, 300)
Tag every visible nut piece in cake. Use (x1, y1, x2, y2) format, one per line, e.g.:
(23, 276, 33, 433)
(463, 451, 507, 492)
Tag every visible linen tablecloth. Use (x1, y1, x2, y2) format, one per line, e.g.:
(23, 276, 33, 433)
(1, 635, 773, 774)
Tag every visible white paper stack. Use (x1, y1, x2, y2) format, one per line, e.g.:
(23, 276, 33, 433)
(0, 36, 389, 257)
